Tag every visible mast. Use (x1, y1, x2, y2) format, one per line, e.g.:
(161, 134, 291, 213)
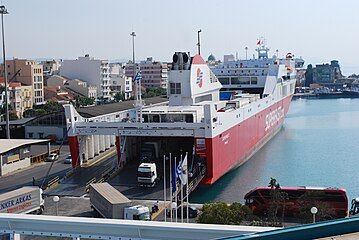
(197, 29, 202, 55)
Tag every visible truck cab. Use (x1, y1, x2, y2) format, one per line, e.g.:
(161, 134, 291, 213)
(124, 205, 151, 221)
(137, 163, 158, 187)
(140, 142, 159, 163)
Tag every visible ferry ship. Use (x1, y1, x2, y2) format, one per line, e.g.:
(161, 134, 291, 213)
(65, 44, 300, 185)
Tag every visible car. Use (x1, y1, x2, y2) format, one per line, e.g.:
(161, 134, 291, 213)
(46, 153, 58, 162)
(64, 155, 72, 164)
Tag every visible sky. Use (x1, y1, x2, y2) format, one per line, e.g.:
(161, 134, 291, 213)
(3, 0, 359, 75)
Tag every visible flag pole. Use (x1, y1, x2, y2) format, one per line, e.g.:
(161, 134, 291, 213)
(169, 153, 172, 222)
(174, 156, 177, 223)
(163, 154, 166, 222)
(180, 154, 184, 223)
(186, 152, 189, 223)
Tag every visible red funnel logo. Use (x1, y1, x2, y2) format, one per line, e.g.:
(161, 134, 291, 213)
(196, 68, 203, 88)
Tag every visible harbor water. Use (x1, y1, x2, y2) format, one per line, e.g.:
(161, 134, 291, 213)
(191, 98, 359, 204)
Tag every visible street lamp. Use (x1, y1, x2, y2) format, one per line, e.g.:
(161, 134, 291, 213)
(310, 206, 318, 223)
(245, 47, 248, 60)
(53, 196, 60, 216)
(0, 5, 9, 139)
(171, 201, 177, 222)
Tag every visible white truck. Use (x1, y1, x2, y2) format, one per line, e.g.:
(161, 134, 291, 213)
(138, 142, 161, 187)
(138, 163, 159, 187)
(0, 187, 44, 214)
(89, 183, 150, 220)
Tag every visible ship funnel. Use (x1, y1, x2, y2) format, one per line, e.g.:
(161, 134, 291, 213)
(172, 52, 191, 70)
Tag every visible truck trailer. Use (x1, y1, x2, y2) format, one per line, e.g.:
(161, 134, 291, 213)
(0, 187, 44, 214)
(89, 183, 150, 220)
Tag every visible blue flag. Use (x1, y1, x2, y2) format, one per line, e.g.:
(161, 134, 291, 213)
(172, 159, 177, 193)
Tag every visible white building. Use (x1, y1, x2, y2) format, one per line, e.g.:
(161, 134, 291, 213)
(60, 55, 111, 100)
(109, 63, 132, 100)
(47, 75, 97, 99)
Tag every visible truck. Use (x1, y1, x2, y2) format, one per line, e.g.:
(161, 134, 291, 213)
(139, 142, 159, 163)
(138, 142, 161, 187)
(0, 187, 44, 214)
(137, 163, 159, 187)
(89, 183, 150, 220)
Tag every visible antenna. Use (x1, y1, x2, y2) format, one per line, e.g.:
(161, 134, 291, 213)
(197, 29, 202, 55)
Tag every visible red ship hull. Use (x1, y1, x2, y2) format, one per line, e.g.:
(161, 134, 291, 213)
(200, 95, 293, 185)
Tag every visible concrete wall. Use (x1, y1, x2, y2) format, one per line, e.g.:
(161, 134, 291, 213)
(0, 157, 31, 176)
(25, 126, 66, 141)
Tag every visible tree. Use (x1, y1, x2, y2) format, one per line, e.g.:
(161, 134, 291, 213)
(74, 96, 95, 107)
(267, 178, 288, 226)
(198, 202, 256, 225)
(305, 64, 314, 87)
(114, 92, 125, 102)
(142, 87, 167, 99)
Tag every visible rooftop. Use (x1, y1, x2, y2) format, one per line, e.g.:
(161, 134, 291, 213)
(0, 139, 49, 154)
(77, 96, 168, 118)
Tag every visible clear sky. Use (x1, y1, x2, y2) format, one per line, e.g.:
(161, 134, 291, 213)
(3, 0, 359, 74)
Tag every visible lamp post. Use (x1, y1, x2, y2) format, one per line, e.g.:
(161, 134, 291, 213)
(171, 201, 177, 222)
(53, 196, 60, 216)
(0, 5, 9, 139)
(310, 206, 318, 223)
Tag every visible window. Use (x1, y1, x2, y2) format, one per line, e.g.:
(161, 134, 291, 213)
(238, 76, 250, 84)
(170, 82, 181, 94)
(231, 77, 240, 84)
(250, 77, 258, 84)
(28, 132, 33, 138)
(218, 77, 229, 85)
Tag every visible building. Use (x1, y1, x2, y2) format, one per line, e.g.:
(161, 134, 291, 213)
(0, 78, 33, 119)
(313, 60, 343, 84)
(60, 55, 111, 100)
(0, 139, 49, 176)
(41, 59, 61, 82)
(44, 86, 74, 104)
(25, 111, 67, 141)
(47, 75, 97, 99)
(0, 59, 45, 105)
(125, 57, 168, 89)
(109, 63, 132, 100)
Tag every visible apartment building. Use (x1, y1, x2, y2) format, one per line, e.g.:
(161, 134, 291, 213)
(109, 63, 132, 100)
(60, 55, 111, 100)
(0, 59, 44, 105)
(0, 78, 33, 119)
(125, 57, 168, 89)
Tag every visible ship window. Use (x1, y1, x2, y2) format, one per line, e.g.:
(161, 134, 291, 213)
(218, 77, 229, 85)
(170, 82, 181, 94)
(250, 77, 258, 84)
(231, 77, 240, 84)
(238, 76, 250, 84)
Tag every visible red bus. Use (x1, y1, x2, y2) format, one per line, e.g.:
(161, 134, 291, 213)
(244, 186, 348, 219)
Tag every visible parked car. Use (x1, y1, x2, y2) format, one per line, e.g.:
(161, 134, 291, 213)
(64, 155, 72, 164)
(46, 153, 58, 162)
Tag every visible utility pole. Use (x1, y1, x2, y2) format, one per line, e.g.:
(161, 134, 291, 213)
(197, 29, 202, 55)
(0, 5, 9, 139)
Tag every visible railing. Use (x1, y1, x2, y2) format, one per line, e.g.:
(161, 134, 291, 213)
(0, 214, 272, 240)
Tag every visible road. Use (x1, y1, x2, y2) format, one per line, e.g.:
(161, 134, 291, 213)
(0, 145, 71, 194)
(109, 160, 170, 201)
(45, 149, 118, 197)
